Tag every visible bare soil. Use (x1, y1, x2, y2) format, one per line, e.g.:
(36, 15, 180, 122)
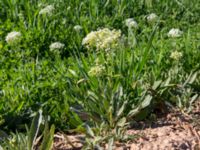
(52, 101, 200, 150)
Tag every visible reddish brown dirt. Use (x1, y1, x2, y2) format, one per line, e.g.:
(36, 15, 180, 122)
(52, 101, 200, 150)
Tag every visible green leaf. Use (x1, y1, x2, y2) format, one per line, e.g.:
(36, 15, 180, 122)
(184, 72, 198, 86)
(152, 80, 162, 90)
(190, 94, 198, 105)
(108, 137, 114, 150)
(87, 90, 98, 101)
(116, 101, 127, 118)
(117, 117, 126, 127)
(164, 77, 171, 86)
(28, 109, 43, 150)
(141, 95, 152, 108)
(68, 69, 77, 77)
(188, 72, 198, 84)
(39, 123, 55, 150)
(127, 106, 141, 118)
(86, 125, 94, 138)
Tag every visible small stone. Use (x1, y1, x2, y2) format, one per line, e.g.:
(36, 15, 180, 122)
(178, 142, 190, 149)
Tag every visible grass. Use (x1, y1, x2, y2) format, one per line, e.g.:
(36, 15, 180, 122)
(0, 0, 200, 149)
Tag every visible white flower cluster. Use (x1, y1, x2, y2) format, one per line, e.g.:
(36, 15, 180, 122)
(74, 25, 82, 32)
(5, 31, 22, 45)
(147, 13, 158, 23)
(88, 64, 105, 77)
(125, 18, 138, 28)
(170, 51, 183, 61)
(82, 28, 121, 51)
(168, 28, 183, 38)
(49, 42, 65, 51)
(39, 5, 54, 16)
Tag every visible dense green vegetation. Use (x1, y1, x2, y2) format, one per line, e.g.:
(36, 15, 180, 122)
(0, 0, 200, 149)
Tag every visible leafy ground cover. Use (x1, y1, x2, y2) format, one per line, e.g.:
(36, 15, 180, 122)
(0, 0, 200, 149)
(51, 100, 200, 149)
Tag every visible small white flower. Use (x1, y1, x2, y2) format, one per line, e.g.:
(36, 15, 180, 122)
(82, 28, 121, 51)
(5, 31, 22, 45)
(74, 25, 83, 32)
(82, 31, 97, 47)
(39, 5, 54, 16)
(49, 42, 65, 51)
(88, 65, 105, 77)
(125, 18, 138, 28)
(168, 28, 183, 38)
(147, 13, 158, 23)
(170, 51, 183, 61)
